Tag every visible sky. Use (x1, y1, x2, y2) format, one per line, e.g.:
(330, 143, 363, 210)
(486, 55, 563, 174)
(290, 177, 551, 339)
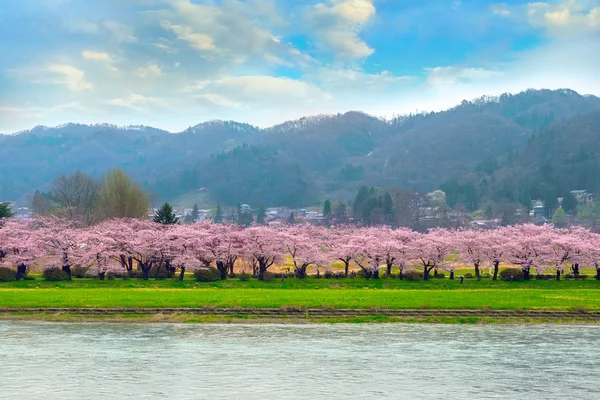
(0, 0, 599, 133)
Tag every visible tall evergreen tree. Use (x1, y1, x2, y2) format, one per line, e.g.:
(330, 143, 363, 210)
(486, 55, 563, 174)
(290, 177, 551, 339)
(561, 192, 578, 214)
(256, 205, 266, 225)
(288, 212, 296, 224)
(552, 206, 568, 228)
(323, 199, 332, 218)
(153, 202, 179, 224)
(214, 203, 223, 223)
(353, 186, 369, 216)
(0, 202, 14, 219)
(191, 203, 199, 221)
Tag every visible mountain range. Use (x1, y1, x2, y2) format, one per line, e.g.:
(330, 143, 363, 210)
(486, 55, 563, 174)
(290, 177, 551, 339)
(2, 88, 600, 210)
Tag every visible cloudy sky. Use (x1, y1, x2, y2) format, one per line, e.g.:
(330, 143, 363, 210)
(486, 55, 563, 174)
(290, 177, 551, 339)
(1, 0, 599, 132)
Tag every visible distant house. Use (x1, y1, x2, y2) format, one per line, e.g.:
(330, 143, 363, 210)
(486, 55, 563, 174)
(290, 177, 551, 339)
(529, 200, 545, 218)
(570, 190, 593, 202)
(470, 219, 501, 230)
(240, 204, 251, 212)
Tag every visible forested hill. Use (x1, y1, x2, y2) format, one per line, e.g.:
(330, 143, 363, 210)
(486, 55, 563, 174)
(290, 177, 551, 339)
(1, 89, 600, 208)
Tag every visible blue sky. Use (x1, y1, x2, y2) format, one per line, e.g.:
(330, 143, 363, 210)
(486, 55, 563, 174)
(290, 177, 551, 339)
(1, 0, 599, 132)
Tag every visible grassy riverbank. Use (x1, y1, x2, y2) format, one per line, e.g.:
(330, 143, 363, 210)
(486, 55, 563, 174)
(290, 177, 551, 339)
(2, 277, 600, 323)
(3, 313, 599, 325)
(1, 287, 600, 309)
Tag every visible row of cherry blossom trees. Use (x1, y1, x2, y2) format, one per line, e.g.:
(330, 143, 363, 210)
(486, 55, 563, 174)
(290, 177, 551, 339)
(1, 218, 600, 281)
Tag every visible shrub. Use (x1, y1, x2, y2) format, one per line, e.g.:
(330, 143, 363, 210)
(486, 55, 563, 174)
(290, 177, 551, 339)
(43, 267, 69, 281)
(238, 272, 252, 281)
(128, 270, 145, 279)
(535, 274, 554, 280)
(434, 272, 445, 279)
(499, 268, 524, 282)
(150, 265, 174, 280)
(565, 274, 588, 280)
(194, 267, 221, 282)
(23, 275, 35, 281)
(228, 273, 237, 279)
(107, 272, 116, 280)
(463, 273, 474, 279)
(403, 270, 424, 280)
(262, 271, 275, 282)
(0, 267, 16, 282)
(324, 270, 334, 279)
(71, 266, 89, 279)
(356, 269, 367, 278)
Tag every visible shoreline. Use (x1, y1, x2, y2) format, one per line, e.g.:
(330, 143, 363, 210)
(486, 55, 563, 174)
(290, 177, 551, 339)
(3, 307, 600, 324)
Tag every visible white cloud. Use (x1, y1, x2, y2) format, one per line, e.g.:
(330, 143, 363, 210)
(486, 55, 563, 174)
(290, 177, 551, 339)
(308, 0, 376, 59)
(160, 21, 215, 52)
(108, 93, 165, 111)
(135, 64, 162, 79)
(425, 66, 503, 87)
(491, 3, 511, 17)
(104, 21, 137, 43)
(81, 50, 119, 72)
(46, 65, 93, 91)
(81, 50, 113, 63)
(528, 1, 600, 32)
(154, 37, 179, 54)
(194, 93, 243, 108)
(155, 0, 314, 69)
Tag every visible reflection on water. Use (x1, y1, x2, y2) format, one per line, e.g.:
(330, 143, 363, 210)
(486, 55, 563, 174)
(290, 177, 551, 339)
(1, 321, 599, 399)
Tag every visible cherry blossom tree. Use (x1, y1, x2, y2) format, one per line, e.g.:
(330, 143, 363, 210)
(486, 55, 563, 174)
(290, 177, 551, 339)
(0, 218, 42, 279)
(502, 224, 550, 280)
(327, 225, 359, 276)
(410, 229, 453, 280)
(203, 223, 245, 280)
(377, 227, 414, 277)
(36, 217, 85, 280)
(243, 226, 283, 280)
(280, 225, 327, 278)
(456, 230, 486, 281)
(350, 227, 384, 279)
(481, 229, 508, 281)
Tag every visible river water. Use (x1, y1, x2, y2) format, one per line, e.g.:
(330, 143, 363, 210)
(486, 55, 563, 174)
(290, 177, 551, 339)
(0, 321, 598, 399)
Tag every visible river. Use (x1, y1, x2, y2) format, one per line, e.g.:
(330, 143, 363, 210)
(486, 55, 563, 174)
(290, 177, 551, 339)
(0, 321, 598, 399)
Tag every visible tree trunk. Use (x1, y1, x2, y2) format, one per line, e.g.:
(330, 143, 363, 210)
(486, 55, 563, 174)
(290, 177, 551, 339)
(344, 260, 349, 277)
(523, 267, 530, 280)
(449, 270, 454, 280)
(229, 263, 234, 275)
(62, 265, 72, 280)
(474, 263, 481, 281)
(258, 261, 269, 281)
(573, 263, 580, 277)
(179, 266, 185, 281)
(295, 266, 307, 279)
(556, 269, 561, 281)
(216, 260, 227, 280)
(141, 264, 150, 281)
(423, 264, 431, 280)
(99, 272, 105, 280)
(16, 263, 27, 280)
(399, 269, 404, 280)
(373, 269, 379, 279)
(492, 261, 499, 281)
(596, 264, 600, 281)
(386, 261, 393, 276)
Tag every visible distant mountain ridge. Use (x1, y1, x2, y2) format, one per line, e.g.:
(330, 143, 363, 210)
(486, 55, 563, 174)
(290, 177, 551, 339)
(2, 88, 600, 208)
